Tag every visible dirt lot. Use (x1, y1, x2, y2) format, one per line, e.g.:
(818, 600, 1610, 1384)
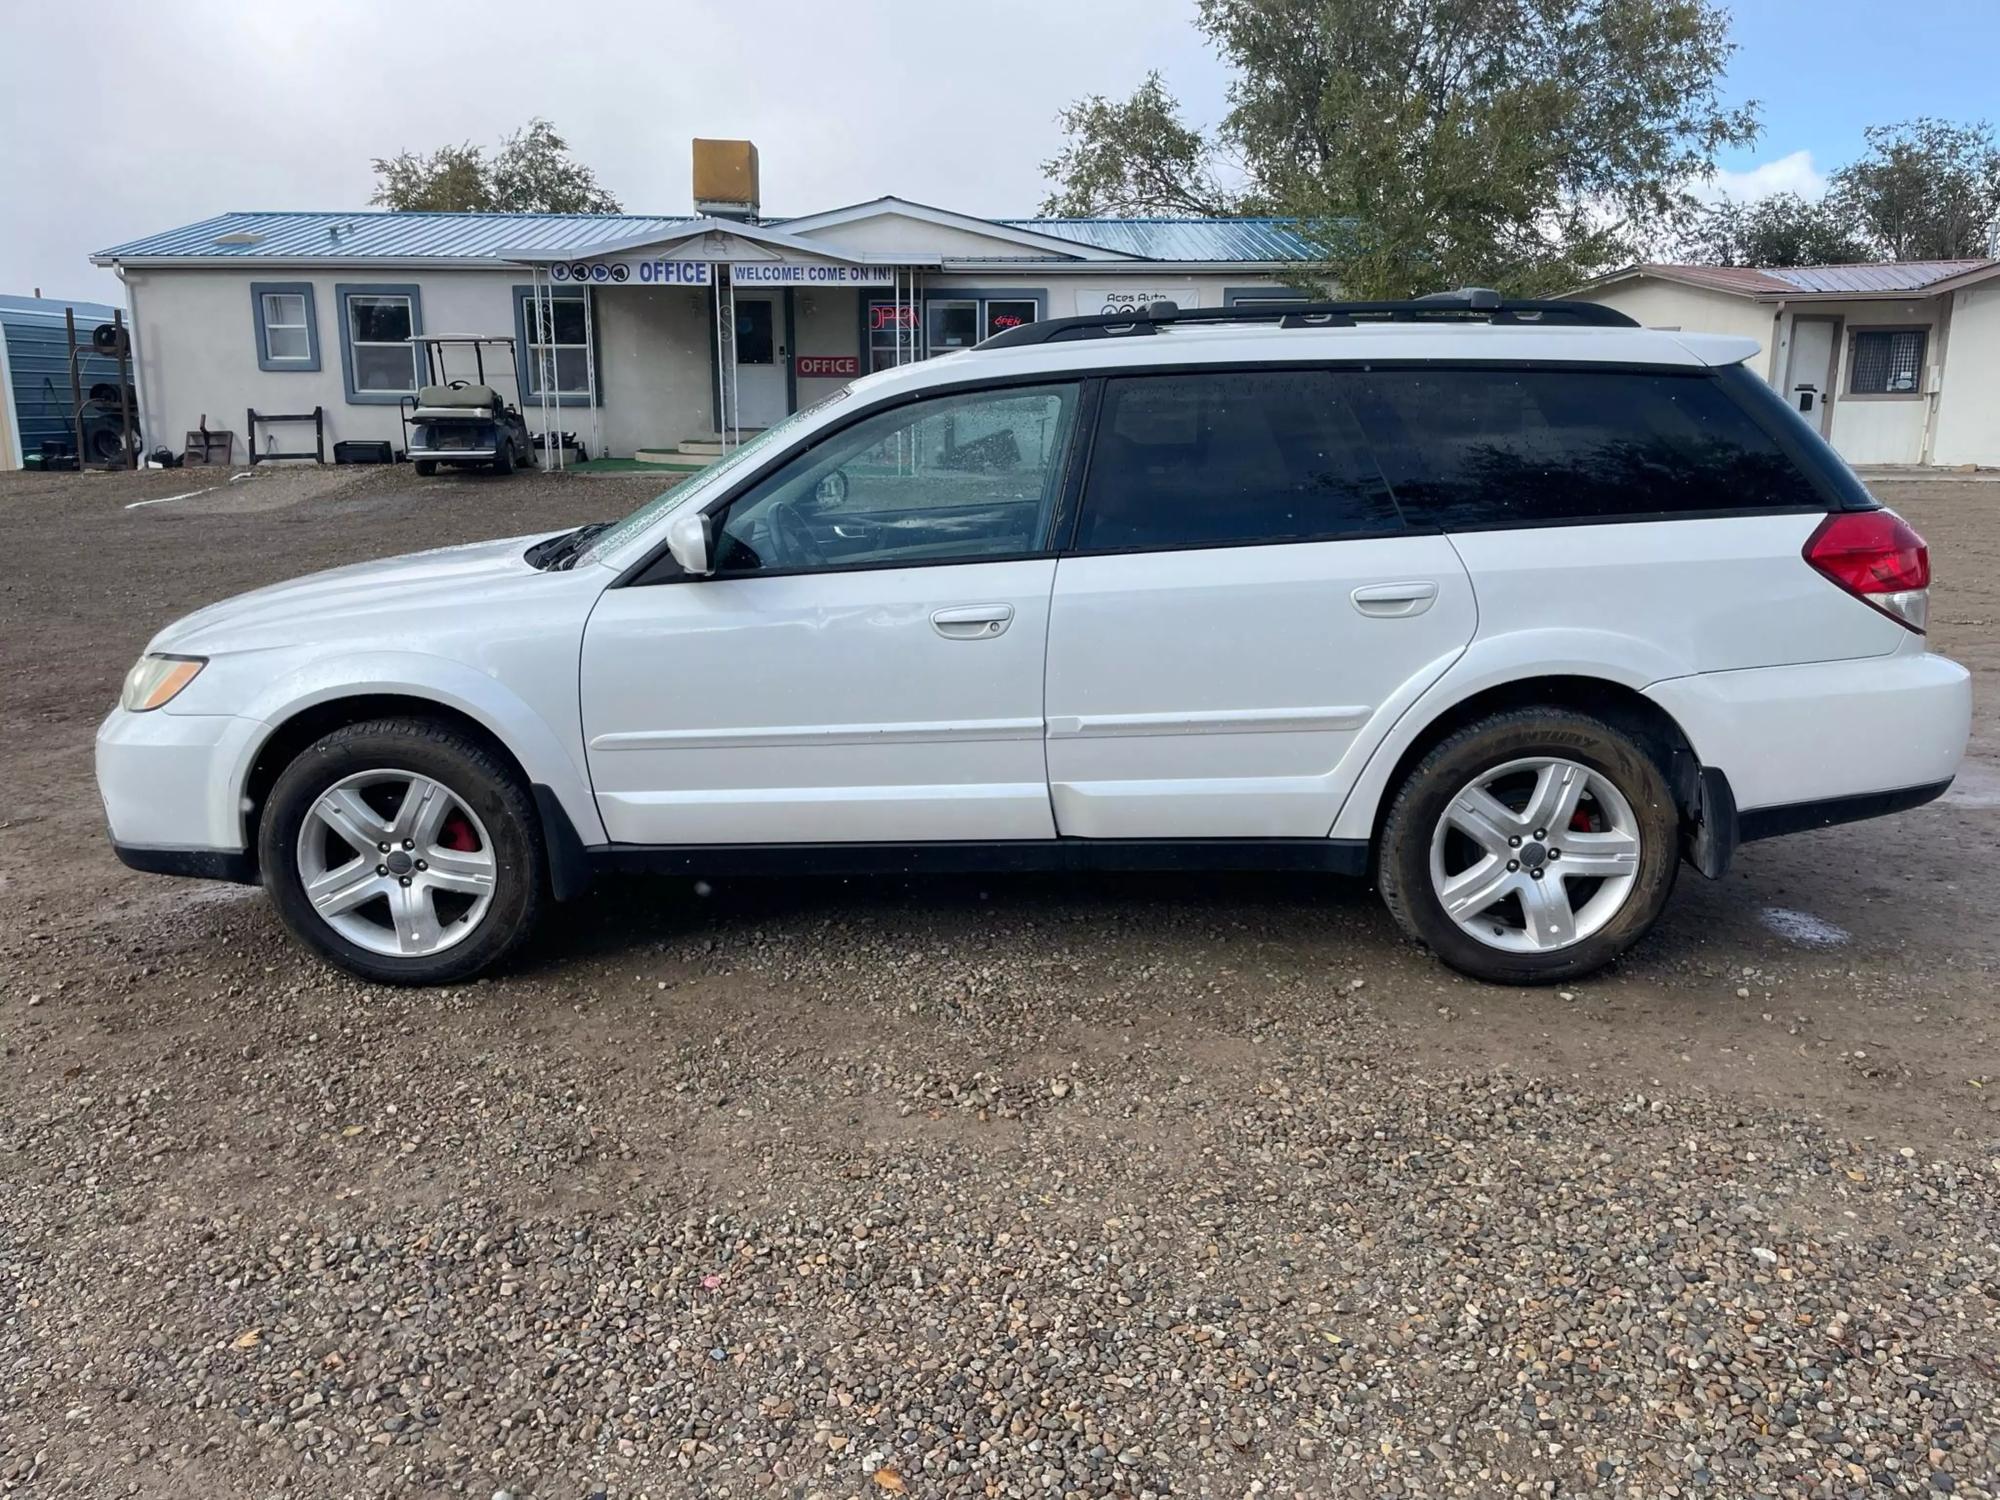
(2, 462, 1997, 1499)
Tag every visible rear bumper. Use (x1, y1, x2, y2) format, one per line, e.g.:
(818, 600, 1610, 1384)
(409, 447, 499, 460)
(1647, 650, 1970, 814)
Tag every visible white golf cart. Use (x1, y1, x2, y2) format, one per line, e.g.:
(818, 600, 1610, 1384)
(399, 335, 535, 476)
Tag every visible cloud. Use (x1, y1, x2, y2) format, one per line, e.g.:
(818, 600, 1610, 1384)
(1693, 149, 1828, 205)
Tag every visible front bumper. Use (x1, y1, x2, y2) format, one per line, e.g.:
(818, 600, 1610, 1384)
(96, 707, 264, 865)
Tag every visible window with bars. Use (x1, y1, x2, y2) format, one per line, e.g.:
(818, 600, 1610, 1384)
(1849, 328, 1926, 395)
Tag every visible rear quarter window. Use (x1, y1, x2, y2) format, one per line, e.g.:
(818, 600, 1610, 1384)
(1352, 368, 1827, 529)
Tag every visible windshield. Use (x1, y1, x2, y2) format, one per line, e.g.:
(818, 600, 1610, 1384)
(576, 392, 849, 567)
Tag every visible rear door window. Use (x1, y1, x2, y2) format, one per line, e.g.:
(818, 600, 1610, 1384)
(1351, 368, 1826, 528)
(1074, 370, 1403, 553)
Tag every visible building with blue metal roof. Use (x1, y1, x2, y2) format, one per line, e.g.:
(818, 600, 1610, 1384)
(89, 147, 1321, 464)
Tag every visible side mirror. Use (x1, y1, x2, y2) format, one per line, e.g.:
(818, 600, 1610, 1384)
(666, 509, 713, 576)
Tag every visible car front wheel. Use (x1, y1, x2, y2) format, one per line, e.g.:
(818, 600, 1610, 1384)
(1376, 708, 1680, 984)
(258, 717, 544, 985)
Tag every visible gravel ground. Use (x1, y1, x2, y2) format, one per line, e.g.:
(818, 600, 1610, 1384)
(2, 463, 1998, 1499)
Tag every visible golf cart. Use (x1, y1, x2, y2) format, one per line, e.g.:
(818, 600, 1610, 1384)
(400, 335, 534, 476)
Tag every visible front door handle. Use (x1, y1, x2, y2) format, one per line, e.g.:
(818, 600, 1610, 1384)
(1352, 581, 1440, 618)
(931, 604, 1013, 639)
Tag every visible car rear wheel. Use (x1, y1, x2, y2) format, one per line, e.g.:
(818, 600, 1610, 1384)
(413, 459, 438, 477)
(1377, 708, 1680, 984)
(258, 717, 544, 985)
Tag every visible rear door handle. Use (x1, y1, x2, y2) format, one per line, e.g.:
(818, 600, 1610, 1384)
(1351, 581, 1439, 618)
(931, 603, 1013, 639)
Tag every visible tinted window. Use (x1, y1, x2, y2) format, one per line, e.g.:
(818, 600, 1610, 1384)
(1352, 369, 1824, 528)
(1075, 371, 1401, 552)
(711, 383, 1078, 574)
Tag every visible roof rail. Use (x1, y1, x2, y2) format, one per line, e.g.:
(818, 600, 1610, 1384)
(976, 287, 1639, 350)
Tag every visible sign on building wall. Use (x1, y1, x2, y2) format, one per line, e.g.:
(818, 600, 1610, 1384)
(548, 259, 712, 286)
(796, 354, 860, 378)
(734, 262, 898, 288)
(1074, 288, 1195, 317)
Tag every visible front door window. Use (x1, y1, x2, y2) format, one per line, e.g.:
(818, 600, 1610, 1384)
(710, 382, 1081, 574)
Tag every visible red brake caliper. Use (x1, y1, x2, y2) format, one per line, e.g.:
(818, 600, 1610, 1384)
(440, 814, 479, 852)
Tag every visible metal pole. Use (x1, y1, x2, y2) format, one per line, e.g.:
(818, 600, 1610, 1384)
(727, 269, 740, 447)
(712, 269, 727, 451)
(535, 267, 553, 469)
(65, 307, 86, 470)
(114, 309, 135, 468)
(581, 283, 601, 462)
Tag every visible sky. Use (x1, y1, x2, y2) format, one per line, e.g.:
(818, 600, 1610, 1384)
(4, 0, 1998, 303)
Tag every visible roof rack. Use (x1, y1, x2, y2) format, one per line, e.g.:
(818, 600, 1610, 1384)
(976, 286, 1639, 350)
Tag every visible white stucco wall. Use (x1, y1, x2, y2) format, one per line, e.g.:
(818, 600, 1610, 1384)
(120, 256, 1295, 459)
(1932, 282, 2000, 467)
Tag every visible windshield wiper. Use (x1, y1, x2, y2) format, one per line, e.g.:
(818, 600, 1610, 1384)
(528, 521, 612, 571)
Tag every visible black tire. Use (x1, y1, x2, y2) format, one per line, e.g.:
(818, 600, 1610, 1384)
(1376, 707, 1680, 985)
(257, 717, 545, 985)
(413, 459, 438, 477)
(491, 443, 514, 476)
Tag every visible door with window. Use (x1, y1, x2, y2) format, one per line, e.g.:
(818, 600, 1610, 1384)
(580, 382, 1083, 844)
(729, 294, 786, 429)
(1043, 369, 1477, 839)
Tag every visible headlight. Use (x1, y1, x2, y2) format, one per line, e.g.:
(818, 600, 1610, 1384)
(119, 654, 206, 712)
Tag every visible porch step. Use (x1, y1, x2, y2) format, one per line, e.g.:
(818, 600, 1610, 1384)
(678, 432, 764, 458)
(633, 448, 713, 470)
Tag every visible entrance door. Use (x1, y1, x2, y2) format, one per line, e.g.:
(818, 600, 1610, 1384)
(581, 381, 1084, 844)
(1043, 369, 1477, 839)
(728, 294, 787, 430)
(1784, 316, 1839, 436)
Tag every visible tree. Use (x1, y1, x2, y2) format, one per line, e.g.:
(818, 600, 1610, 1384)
(371, 118, 620, 214)
(1683, 192, 1873, 267)
(1041, 0, 1757, 297)
(1827, 118, 2000, 261)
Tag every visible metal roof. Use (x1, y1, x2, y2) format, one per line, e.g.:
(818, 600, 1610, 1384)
(95, 211, 700, 263)
(1002, 217, 1322, 262)
(1589, 259, 1997, 299)
(95, 209, 1318, 266)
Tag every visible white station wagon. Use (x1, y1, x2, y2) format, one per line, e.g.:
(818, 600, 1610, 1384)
(99, 292, 1971, 986)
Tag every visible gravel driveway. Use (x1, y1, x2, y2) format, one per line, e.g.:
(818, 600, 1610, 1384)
(2, 463, 1997, 1498)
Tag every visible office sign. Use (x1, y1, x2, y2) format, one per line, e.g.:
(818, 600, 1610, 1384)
(548, 258, 711, 286)
(733, 261, 898, 288)
(796, 354, 860, 378)
(1074, 287, 1189, 317)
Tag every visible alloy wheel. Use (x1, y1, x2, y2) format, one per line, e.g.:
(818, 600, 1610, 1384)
(294, 769, 497, 958)
(1427, 756, 1642, 954)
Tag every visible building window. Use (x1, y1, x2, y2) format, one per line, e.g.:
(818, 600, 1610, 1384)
(865, 299, 918, 373)
(335, 284, 424, 402)
(250, 282, 318, 371)
(519, 291, 591, 397)
(985, 300, 1037, 339)
(1849, 328, 1926, 395)
(926, 299, 980, 354)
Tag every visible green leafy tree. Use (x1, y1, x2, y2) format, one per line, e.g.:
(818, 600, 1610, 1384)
(371, 118, 620, 213)
(1042, 0, 1758, 297)
(1683, 191, 1874, 267)
(1827, 118, 2000, 261)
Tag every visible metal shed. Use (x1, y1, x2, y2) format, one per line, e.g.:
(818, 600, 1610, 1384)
(0, 293, 122, 469)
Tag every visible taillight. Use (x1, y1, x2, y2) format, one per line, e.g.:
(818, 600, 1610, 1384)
(1803, 509, 1930, 634)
